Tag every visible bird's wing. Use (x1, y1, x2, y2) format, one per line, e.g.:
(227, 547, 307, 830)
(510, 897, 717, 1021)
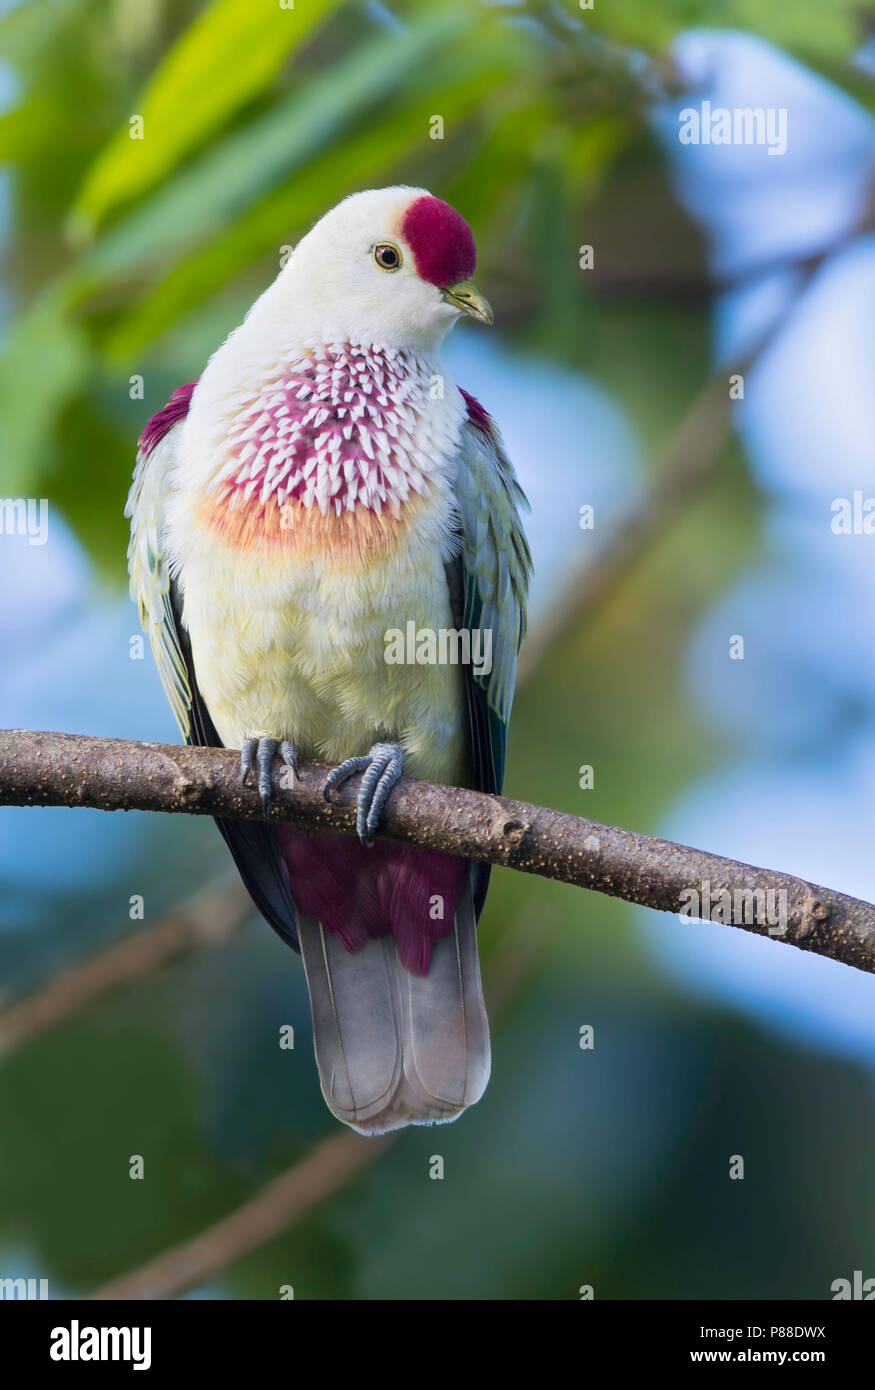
(449, 393, 532, 915)
(126, 426, 193, 741)
(126, 414, 299, 949)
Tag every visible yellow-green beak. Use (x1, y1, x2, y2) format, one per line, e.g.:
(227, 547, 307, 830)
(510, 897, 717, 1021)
(441, 280, 493, 324)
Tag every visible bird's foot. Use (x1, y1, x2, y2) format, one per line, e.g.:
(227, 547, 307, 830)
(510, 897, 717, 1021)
(241, 737, 299, 817)
(324, 742, 405, 848)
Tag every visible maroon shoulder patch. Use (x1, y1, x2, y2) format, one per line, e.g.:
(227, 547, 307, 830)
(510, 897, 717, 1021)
(401, 195, 476, 289)
(459, 387, 493, 438)
(139, 381, 197, 458)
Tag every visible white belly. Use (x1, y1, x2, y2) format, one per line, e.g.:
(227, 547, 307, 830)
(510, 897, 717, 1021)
(178, 530, 467, 785)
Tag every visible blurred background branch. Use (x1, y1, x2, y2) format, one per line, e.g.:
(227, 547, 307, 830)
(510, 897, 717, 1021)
(0, 878, 249, 1055)
(94, 1126, 395, 1299)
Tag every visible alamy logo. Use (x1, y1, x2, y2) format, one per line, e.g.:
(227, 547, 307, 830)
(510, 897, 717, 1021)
(831, 1270, 875, 1300)
(678, 880, 788, 936)
(384, 622, 493, 678)
(678, 101, 788, 156)
(0, 1276, 48, 1299)
(0, 497, 48, 545)
(50, 1320, 152, 1371)
(831, 492, 875, 534)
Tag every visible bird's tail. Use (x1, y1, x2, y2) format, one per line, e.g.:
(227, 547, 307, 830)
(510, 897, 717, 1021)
(297, 879, 490, 1135)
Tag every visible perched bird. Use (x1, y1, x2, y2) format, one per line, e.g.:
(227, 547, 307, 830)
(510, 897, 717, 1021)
(127, 187, 531, 1134)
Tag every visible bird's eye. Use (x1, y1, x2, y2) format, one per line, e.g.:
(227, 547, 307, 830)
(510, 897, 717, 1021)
(373, 243, 402, 271)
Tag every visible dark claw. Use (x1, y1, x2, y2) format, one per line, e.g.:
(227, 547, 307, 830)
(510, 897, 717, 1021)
(365, 746, 404, 842)
(256, 738, 278, 817)
(280, 741, 299, 779)
(323, 742, 405, 847)
(241, 737, 258, 784)
(241, 736, 299, 817)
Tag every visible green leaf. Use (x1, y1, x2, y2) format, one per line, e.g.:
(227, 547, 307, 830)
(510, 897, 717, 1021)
(732, 0, 860, 59)
(72, 0, 340, 233)
(77, 4, 476, 286)
(566, 0, 862, 58)
(0, 0, 88, 67)
(0, 292, 90, 493)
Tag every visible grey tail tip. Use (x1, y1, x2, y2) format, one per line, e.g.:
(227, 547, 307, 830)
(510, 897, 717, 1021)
(344, 1101, 470, 1139)
(297, 884, 490, 1135)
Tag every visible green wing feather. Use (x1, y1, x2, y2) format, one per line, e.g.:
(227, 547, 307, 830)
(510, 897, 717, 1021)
(125, 428, 193, 742)
(453, 405, 532, 798)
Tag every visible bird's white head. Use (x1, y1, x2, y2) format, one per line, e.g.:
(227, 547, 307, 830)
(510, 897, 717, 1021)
(248, 186, 492, 356)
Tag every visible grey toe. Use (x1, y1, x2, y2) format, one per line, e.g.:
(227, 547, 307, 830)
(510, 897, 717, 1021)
(324, 742, 405, 847)
(240, 735, 290, 817)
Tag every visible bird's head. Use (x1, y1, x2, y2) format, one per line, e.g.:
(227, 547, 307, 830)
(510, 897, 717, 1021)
(264, 186, 492, 354)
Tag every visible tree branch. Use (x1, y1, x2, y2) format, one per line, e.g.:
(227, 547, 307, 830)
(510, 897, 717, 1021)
(2, 729, 874, 975)
(92, 1128, 393, 1300)
(0, 879, 251, 1054)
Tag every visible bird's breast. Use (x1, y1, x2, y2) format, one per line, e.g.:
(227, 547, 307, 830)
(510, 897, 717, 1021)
(194, 343, 459, 568)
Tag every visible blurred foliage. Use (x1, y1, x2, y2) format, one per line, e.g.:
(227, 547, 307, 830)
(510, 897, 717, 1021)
(2, 0, 874, 1301)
